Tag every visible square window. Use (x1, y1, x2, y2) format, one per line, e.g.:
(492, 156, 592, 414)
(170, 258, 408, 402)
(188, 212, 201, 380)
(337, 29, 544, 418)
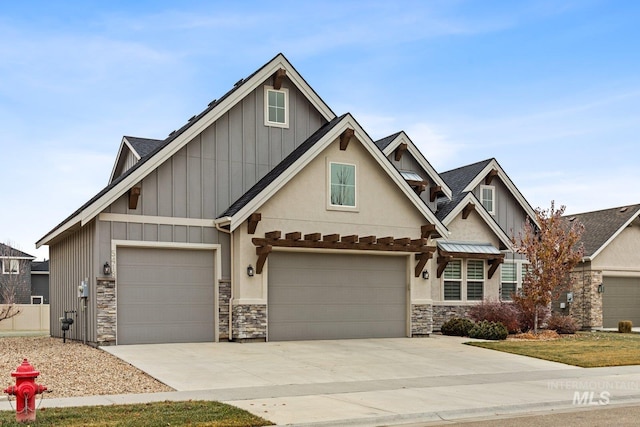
(480, 185, 495, 215)
(330, 162, 356, 208)
(264, 87, 288, 128)
(2, 259, 19, 274)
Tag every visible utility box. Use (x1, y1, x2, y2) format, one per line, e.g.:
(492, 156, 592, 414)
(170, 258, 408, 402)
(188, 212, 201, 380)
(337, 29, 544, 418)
(78, 280, 89, 298)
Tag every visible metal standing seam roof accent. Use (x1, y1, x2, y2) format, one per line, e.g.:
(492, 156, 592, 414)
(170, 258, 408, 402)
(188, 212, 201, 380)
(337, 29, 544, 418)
(437, 241, 501, 255)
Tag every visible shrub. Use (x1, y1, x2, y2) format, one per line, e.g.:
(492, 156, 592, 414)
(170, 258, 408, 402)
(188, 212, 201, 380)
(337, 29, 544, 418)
(469, 320, 509, 340)
(468, 299, 520, 333)
(517, 304, 550, 332)
(546, 312, 579, 334)
(441, 317, 475, 337)
(619, 320, 633, 333)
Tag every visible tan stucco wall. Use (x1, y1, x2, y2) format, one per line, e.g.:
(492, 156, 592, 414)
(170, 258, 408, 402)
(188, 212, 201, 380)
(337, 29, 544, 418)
(592, 224, 640, 275)
(232, 136, 435, 304)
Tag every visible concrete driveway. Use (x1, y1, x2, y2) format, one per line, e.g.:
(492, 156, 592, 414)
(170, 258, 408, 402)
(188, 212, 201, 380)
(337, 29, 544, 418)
(102, 336, 640, 426)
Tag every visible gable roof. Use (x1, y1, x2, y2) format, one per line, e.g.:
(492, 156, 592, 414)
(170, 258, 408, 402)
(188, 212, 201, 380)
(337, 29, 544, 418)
(439, 158, 538, 226)
(109, 136, 164, 183)
(217, 113, 449, 238)
(375, 131, 453, 200)
(37, 53, 336, 248)
(565, 204, 640, 260)
(0, 243, 35, 259)
(31, 260, 49, 272)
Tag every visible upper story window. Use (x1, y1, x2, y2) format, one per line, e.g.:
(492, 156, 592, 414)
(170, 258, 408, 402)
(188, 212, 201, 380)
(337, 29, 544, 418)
(480, 185, 495, 215)
(264, 86, 289, 128)
(2, 259, 19, 274)
(329, 162, 356, 209)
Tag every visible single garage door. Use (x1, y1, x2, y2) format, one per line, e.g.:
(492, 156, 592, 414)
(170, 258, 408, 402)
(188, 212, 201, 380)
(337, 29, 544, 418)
(117, 247, 215, 344)
(268, 252, 407, 341)
(602, 276, 640, 328)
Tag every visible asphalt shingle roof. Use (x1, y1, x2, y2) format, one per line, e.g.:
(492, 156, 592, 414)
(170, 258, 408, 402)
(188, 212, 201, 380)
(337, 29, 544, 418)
(374, 132, 402, 151)
(31, 260, 49, 272)
(125, 136, 164, 159)
(564, 204, 640, 258)
(439, 158, 493, 196)
(0, 243, 35, 259)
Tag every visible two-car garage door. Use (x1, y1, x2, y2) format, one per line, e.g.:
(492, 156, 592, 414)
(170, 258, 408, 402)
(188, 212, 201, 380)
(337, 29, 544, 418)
(116, 247, 215, 345)
(268, 252, 408, 341)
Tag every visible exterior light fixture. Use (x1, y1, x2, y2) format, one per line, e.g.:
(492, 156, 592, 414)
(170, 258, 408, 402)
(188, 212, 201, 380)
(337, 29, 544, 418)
(103, 262, 112, 276)
(598, 283, 604, 293)
(422, 270, 429, 280)
(247, 265, 254, 277)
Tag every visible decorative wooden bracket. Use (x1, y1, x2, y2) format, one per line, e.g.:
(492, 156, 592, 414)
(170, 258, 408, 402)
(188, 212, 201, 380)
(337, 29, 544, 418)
(394, 143, 408, 161)
(421, 224, 436, 239)
(272, 68, 286, 90)
(247, 213, 262, 234)
(437, 255, 453, 278)
(128, 187, 141, 210)
(485, 168, 499, 185)
(414, 252, 434, 278)
(462, 202, 476, 219)
(488, 257, 504, 279)
(406, 179, 427, 195)
(430, 185, 444, 202)
(340, 128, 354, 151)
(255, 245, 272, 274)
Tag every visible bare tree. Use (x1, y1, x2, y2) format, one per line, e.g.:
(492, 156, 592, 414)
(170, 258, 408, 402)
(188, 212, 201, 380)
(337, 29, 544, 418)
(0, 242, 29, 322)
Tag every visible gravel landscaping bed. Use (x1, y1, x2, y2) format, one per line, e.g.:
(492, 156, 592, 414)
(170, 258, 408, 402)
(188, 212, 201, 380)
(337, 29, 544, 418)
(1, 336, 173, 398)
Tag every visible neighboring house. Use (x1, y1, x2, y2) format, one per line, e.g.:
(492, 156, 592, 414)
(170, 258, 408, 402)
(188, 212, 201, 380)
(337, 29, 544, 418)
(0, 243, 34, 304)
(558, 204, 640, 329)
(432, 159, 539, 329)
(37, 53, 540, 345)
(30, 260, 50, 304)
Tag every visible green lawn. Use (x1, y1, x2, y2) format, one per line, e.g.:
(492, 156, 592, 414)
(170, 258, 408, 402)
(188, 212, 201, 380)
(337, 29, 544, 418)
(467, 331, 640, 367)
(0, 400, 273, 426)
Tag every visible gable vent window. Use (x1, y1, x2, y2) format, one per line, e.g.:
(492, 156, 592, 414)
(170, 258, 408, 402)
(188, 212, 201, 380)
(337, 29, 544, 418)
(480, 185, 495, 215)
(264, 86, 289, 128)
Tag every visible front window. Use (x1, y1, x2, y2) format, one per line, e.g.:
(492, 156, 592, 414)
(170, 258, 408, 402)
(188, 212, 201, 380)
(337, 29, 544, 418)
(264, 87, 289, 128)
(330, 162, 356, 208)
(501, 262, 517, 300)
(480, 185, 495, 215)
(443, 260, 462, 300)
(2, 259, 19, 274)
(466, 260, 484, 300)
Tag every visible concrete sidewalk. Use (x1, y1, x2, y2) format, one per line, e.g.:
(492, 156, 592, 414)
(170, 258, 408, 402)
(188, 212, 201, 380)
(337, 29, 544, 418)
(2, 336, 640, 426)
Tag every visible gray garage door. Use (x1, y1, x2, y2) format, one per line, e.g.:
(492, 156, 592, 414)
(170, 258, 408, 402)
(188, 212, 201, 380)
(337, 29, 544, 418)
(602, 276, 640, 328)
(117, 247, 215, 344)
(268, 252, 407, 341)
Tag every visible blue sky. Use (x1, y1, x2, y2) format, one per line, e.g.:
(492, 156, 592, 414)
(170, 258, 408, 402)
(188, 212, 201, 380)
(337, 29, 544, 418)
(1, 1, 638, 259)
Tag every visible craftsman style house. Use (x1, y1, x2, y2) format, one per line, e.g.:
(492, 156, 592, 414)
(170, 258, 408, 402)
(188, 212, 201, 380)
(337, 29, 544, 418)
(0, 243, 35, 304)
(38, 54, 536, 344)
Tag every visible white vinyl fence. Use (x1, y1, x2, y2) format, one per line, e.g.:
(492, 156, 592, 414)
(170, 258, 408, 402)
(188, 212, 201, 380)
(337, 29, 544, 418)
(0, 304, 49, 332)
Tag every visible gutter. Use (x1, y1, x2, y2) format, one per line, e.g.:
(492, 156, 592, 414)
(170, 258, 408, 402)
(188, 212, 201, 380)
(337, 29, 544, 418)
(214, 218, 233, 342)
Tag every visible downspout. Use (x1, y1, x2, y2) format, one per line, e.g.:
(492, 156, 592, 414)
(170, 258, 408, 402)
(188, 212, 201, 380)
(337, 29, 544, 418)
(215, 219, 233, 341)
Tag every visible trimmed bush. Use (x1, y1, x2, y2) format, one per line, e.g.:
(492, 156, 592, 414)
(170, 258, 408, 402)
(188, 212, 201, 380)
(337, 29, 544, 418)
(468, 299, 520, 333)
(619, 320, 633, 334)
(546, 312, 579, 334)
(469, 320, 509, 340)
(441, 317, 475, 337)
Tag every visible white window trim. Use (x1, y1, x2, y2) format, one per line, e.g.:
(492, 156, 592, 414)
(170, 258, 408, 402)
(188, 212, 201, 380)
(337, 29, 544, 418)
(2, 258, 19, 275)
(443, 259, 488, 301)
(500, 260, 530, 300)
(466, 259, 485, 301)
(31, 296, 44, 304)
(443, 259, 462, 301)
(327, 160, 358, 211)
(264, 86, 289, 128)
(480, 184, 495, 215)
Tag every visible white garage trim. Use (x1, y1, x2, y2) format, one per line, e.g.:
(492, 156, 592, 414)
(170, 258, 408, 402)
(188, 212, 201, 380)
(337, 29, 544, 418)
(111, 240, 221, 343)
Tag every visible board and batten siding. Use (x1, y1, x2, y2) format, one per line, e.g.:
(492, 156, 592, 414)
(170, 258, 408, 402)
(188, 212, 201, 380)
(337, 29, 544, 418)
(388, 153, 438, 211)
(472, 178, 529, 239)
(49, 220, 97, 342)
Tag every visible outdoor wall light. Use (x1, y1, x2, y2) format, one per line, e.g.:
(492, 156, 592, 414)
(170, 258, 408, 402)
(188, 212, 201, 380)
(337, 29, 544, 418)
(103, 262, 112, 276)
(422, 270, 429, 280)
(598, 283, 604, 293)
(247, 264, 254, 277)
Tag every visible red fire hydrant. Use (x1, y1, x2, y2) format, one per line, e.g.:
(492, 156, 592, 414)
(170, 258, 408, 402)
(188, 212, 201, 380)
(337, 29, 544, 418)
(4, 358, 47, 422)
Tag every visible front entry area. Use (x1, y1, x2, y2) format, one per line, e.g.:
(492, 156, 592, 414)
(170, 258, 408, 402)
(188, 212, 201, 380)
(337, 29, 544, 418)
(267, 252, 407, 341)
(116, 247, 216, 344)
